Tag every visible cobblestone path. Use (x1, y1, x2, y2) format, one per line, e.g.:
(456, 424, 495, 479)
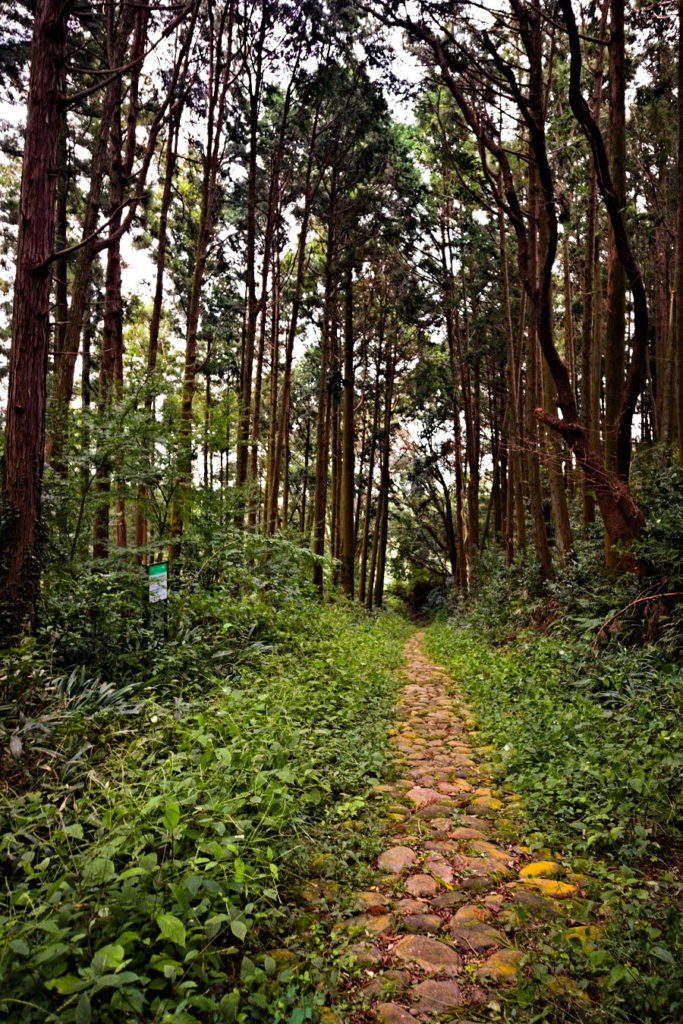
(329, 630, 594, 1022)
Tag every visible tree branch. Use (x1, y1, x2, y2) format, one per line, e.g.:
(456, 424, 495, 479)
(64, 1, 196, 106)
(33, 197, 142, 272)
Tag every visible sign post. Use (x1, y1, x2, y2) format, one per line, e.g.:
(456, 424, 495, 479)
(147, 561, 169, 636)
(148, 561, 169, 602)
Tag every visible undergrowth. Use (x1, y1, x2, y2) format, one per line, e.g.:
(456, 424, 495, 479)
(0, 565, 410, 1023)
(425, 548, 683, 1022)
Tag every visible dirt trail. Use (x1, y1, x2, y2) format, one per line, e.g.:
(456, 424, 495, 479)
(329, 630, 593, 1022)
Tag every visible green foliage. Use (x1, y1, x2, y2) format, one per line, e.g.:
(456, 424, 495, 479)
(418, 448, 683, 1021)
(427, 619, 683, 856)
(632, 445, 683, 630)
(425, 615, 683, 1022)
(0, 589, 408, 1022)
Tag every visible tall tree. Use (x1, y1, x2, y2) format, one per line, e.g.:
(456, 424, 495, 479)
(92, 0, 150, 558)
(168, 0, 238, 565)
(0, 0, 72, 635)
(372, 0, 647, 564)
(677, 0, 683, 461)
(604, 0, 626, 477)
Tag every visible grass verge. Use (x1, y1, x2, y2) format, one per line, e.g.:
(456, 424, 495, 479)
(425, 616, 683, 1023)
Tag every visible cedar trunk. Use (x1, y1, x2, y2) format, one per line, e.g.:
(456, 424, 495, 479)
(339, 264, 355, 597)
(677, 0, 683, 460)
(604, 0, 626, 476)
(312, 214, 337, 592)
(0, 0, 72, 637)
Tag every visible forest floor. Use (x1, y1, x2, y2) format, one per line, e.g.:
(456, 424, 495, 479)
(306, 630, 602, 1023)
(2, 609, 679, 1022)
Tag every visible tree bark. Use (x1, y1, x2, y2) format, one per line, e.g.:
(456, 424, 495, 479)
(581, 148, 601, 522)
(372, 336, 395, 609)
(236, 6, 268, 507)
(498, 201, 524, 561)
(525, 146, 555, 578)
(329, 312, 341, 573)
(560, 0, 648, 487)
(168, 1, 235, 565)
(358, 309, 384, 604)
(677, 0, 683, 461)
(542, 356, 573, 558)
(441, 215, 469, 590)
(265, 99, 323, 533)
(340, 262, 355, 597)
(654, 212, 673, 440)
(248, 67, 295, 529)
(312, 211, 337, 593)
(93, 1, 149, 558)
(0, 0, 72, 636)
(53, 113, 69, 404)
(135, 112, 183, 557)
(45, 37, 120, 471)
(604, 0, 626, 476)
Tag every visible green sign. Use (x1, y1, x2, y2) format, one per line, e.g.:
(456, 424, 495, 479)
(148, 561, 168, 603)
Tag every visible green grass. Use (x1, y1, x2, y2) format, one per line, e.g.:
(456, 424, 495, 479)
(426, 616, 683, 1023)
(426, 619, 683, 859)
(0, 600, 410, 1024)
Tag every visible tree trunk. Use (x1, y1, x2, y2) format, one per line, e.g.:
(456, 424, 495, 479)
(0, 0, 72, 637)
(442, 224, 469, 590)
(135, 112, 183, 557)
(312, 213, 337, 593)
(339, 263, 355, 597)
(581, 156, 601, 522)
(330, 311, 342, 576)
(391, 1, 646, 566)
(300, 412, 311, 533)
(654, 214, 673, 440)
(249, 73, 293, 529)
(525, 150, 555, 578)
(168, 169, 216, 565)
(45, 37, 120, 472)
(561, 0, 648, 488)
(358, 307, 384, 604)
(677, 0, 683, 461)
(526, 324, 555, 579)
(266, 105, 322, 533)
(507, 1, 646, 560)
(372, 337, 395, 608)
(264, 251, 281, 528)
(168, 3, 235, 565)
(236, 7, 268, 506)
(93, 67, 125, 559)
(93, 2, 148, 558)
(604, 0, 626, 476)
(53, 113, 69, 402)
(457, 273, 480, 558)
(498, 200, 524, 562)
(543, 356, 573, 558)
